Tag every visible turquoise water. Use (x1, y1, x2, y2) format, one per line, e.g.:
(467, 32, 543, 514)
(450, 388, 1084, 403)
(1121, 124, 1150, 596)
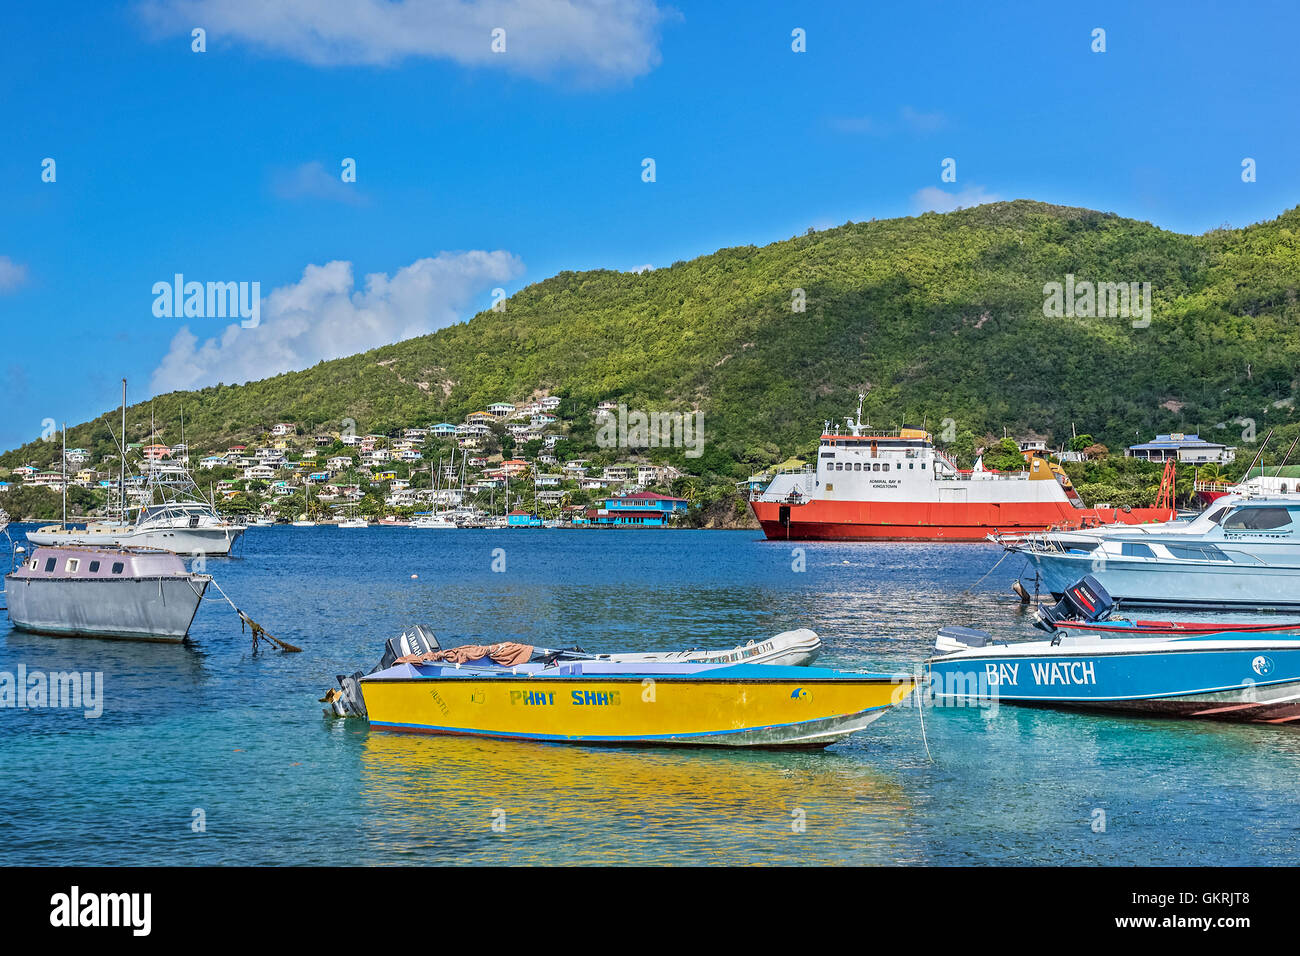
(2, 527, 1299, 865)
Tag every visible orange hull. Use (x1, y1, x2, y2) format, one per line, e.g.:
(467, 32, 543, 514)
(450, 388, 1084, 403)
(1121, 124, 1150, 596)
(751, 499, 1176, 542)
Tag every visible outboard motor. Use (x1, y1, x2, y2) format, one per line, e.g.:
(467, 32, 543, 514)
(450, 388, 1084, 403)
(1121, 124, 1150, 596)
(1033, 575, 1114, 633)
(323, 625, 441, 719)
(377, 624, 440, 671)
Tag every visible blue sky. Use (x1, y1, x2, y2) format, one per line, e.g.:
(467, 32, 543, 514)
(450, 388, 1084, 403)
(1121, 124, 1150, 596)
(2, 0, 1298, 452)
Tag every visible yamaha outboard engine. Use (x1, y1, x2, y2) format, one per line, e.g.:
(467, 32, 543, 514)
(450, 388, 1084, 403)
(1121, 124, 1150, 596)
(324, 625, 441, 719)
(1033, 575, 1114, 633)
(376, 624, 440, 671)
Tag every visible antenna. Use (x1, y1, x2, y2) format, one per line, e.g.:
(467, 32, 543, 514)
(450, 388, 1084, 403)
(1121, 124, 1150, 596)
(1243, 427, 1274, 480)
(1276, 432, 1300, 475)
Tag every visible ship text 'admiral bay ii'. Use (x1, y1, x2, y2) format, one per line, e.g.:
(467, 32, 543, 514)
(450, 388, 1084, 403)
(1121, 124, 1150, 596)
(748, 404, 1175, 542)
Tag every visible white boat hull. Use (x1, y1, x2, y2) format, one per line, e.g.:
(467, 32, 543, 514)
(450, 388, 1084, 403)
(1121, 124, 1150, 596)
(1022, 550, 1300, 609)
(25, 525, 242, 556)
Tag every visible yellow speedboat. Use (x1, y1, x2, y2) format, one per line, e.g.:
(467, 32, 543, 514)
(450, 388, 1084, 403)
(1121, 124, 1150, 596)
(357, 654, 916, 749)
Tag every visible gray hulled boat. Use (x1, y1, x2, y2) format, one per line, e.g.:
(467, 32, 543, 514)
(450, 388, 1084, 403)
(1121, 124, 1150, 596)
(5, 545, 210, 642)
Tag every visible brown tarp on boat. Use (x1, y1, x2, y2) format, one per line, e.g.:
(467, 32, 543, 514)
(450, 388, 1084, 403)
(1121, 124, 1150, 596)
(395, 641, 534, 667)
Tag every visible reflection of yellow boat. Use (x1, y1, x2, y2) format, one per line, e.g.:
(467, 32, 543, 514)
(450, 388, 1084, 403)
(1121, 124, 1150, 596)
(356, 731, 921, 864)
(361, 660, 917, 748)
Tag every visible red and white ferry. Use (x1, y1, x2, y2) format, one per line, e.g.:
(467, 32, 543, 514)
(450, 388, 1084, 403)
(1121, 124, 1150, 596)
(749, 409, 1176, 542)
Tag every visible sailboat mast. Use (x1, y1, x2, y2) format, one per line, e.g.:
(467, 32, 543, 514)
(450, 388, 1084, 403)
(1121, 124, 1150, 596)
(61, 422, 67, 528)
(120, 378, 126, 522)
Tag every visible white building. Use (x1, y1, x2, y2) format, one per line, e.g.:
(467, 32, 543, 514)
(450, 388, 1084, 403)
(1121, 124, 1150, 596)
(1126, 433, 1237, 464)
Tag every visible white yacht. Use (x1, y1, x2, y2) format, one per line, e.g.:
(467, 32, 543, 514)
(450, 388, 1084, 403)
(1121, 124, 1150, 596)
(26, 463, 244, 556)
(1001, 495, 1300, 609)
(411, 511, 457, 529)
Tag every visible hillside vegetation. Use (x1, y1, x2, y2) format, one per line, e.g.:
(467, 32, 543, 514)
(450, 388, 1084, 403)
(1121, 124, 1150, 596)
(4, 200, 1300, 485)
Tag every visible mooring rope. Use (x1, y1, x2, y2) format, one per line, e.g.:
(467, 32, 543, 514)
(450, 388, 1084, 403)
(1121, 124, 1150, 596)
(915, 668, 934, 763)
(962, 546, 1012, 596)
(206, 577, 302, 653)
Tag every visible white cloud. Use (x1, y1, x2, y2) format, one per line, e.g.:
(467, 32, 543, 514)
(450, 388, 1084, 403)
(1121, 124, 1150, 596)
(899, 106, 946, 132)
(271, 161, 367, 205)
(911, 185, 1000, 214)
(0, 255, 29, 293)
(831, 107, 946, 136)
(150, 251, 524, 394)
(138, 0, 669, 83)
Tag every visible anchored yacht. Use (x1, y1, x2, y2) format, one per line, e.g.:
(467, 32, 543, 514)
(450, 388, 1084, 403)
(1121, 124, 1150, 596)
(26, 463, 244, 556)
(1001, 495, 1300, 608)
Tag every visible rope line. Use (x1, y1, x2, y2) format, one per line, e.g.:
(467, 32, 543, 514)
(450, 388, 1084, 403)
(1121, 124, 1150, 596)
(206, 577, 302, 653)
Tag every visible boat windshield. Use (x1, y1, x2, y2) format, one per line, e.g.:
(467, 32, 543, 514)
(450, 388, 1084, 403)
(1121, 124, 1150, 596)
(1222, 507, 1294, 531)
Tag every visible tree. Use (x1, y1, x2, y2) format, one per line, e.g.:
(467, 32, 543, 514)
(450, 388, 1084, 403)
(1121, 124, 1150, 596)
(982, 437, 1026, 471)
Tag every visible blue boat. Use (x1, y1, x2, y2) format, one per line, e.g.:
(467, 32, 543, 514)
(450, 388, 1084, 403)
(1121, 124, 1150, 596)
(926, 624, 1300, 724)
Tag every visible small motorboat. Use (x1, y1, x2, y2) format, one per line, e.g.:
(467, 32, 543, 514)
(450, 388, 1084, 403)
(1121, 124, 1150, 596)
(1033, 574, 1300, 637)
(5, 545, 210, 642)
(928, 576, 1300, 725)
(320, 627, 909, 747)
(357, 658, 912, 748)
(927, 629, 1300, 724)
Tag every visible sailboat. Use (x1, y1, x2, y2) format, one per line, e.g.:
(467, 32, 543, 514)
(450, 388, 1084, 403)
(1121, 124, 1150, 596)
(410, 458, 457, 528)
(291, 481, 316, 526)
(338, 502, 369, 528)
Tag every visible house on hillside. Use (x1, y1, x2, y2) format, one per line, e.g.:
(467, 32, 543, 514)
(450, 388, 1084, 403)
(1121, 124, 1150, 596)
(1127, 433, 1236, 464)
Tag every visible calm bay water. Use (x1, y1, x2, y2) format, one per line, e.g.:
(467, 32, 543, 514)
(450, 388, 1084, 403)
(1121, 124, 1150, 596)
(2, 527, 1299, 865)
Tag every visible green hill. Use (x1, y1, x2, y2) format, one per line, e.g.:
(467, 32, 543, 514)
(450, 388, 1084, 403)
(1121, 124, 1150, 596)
(5, 199, 1300, 481)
